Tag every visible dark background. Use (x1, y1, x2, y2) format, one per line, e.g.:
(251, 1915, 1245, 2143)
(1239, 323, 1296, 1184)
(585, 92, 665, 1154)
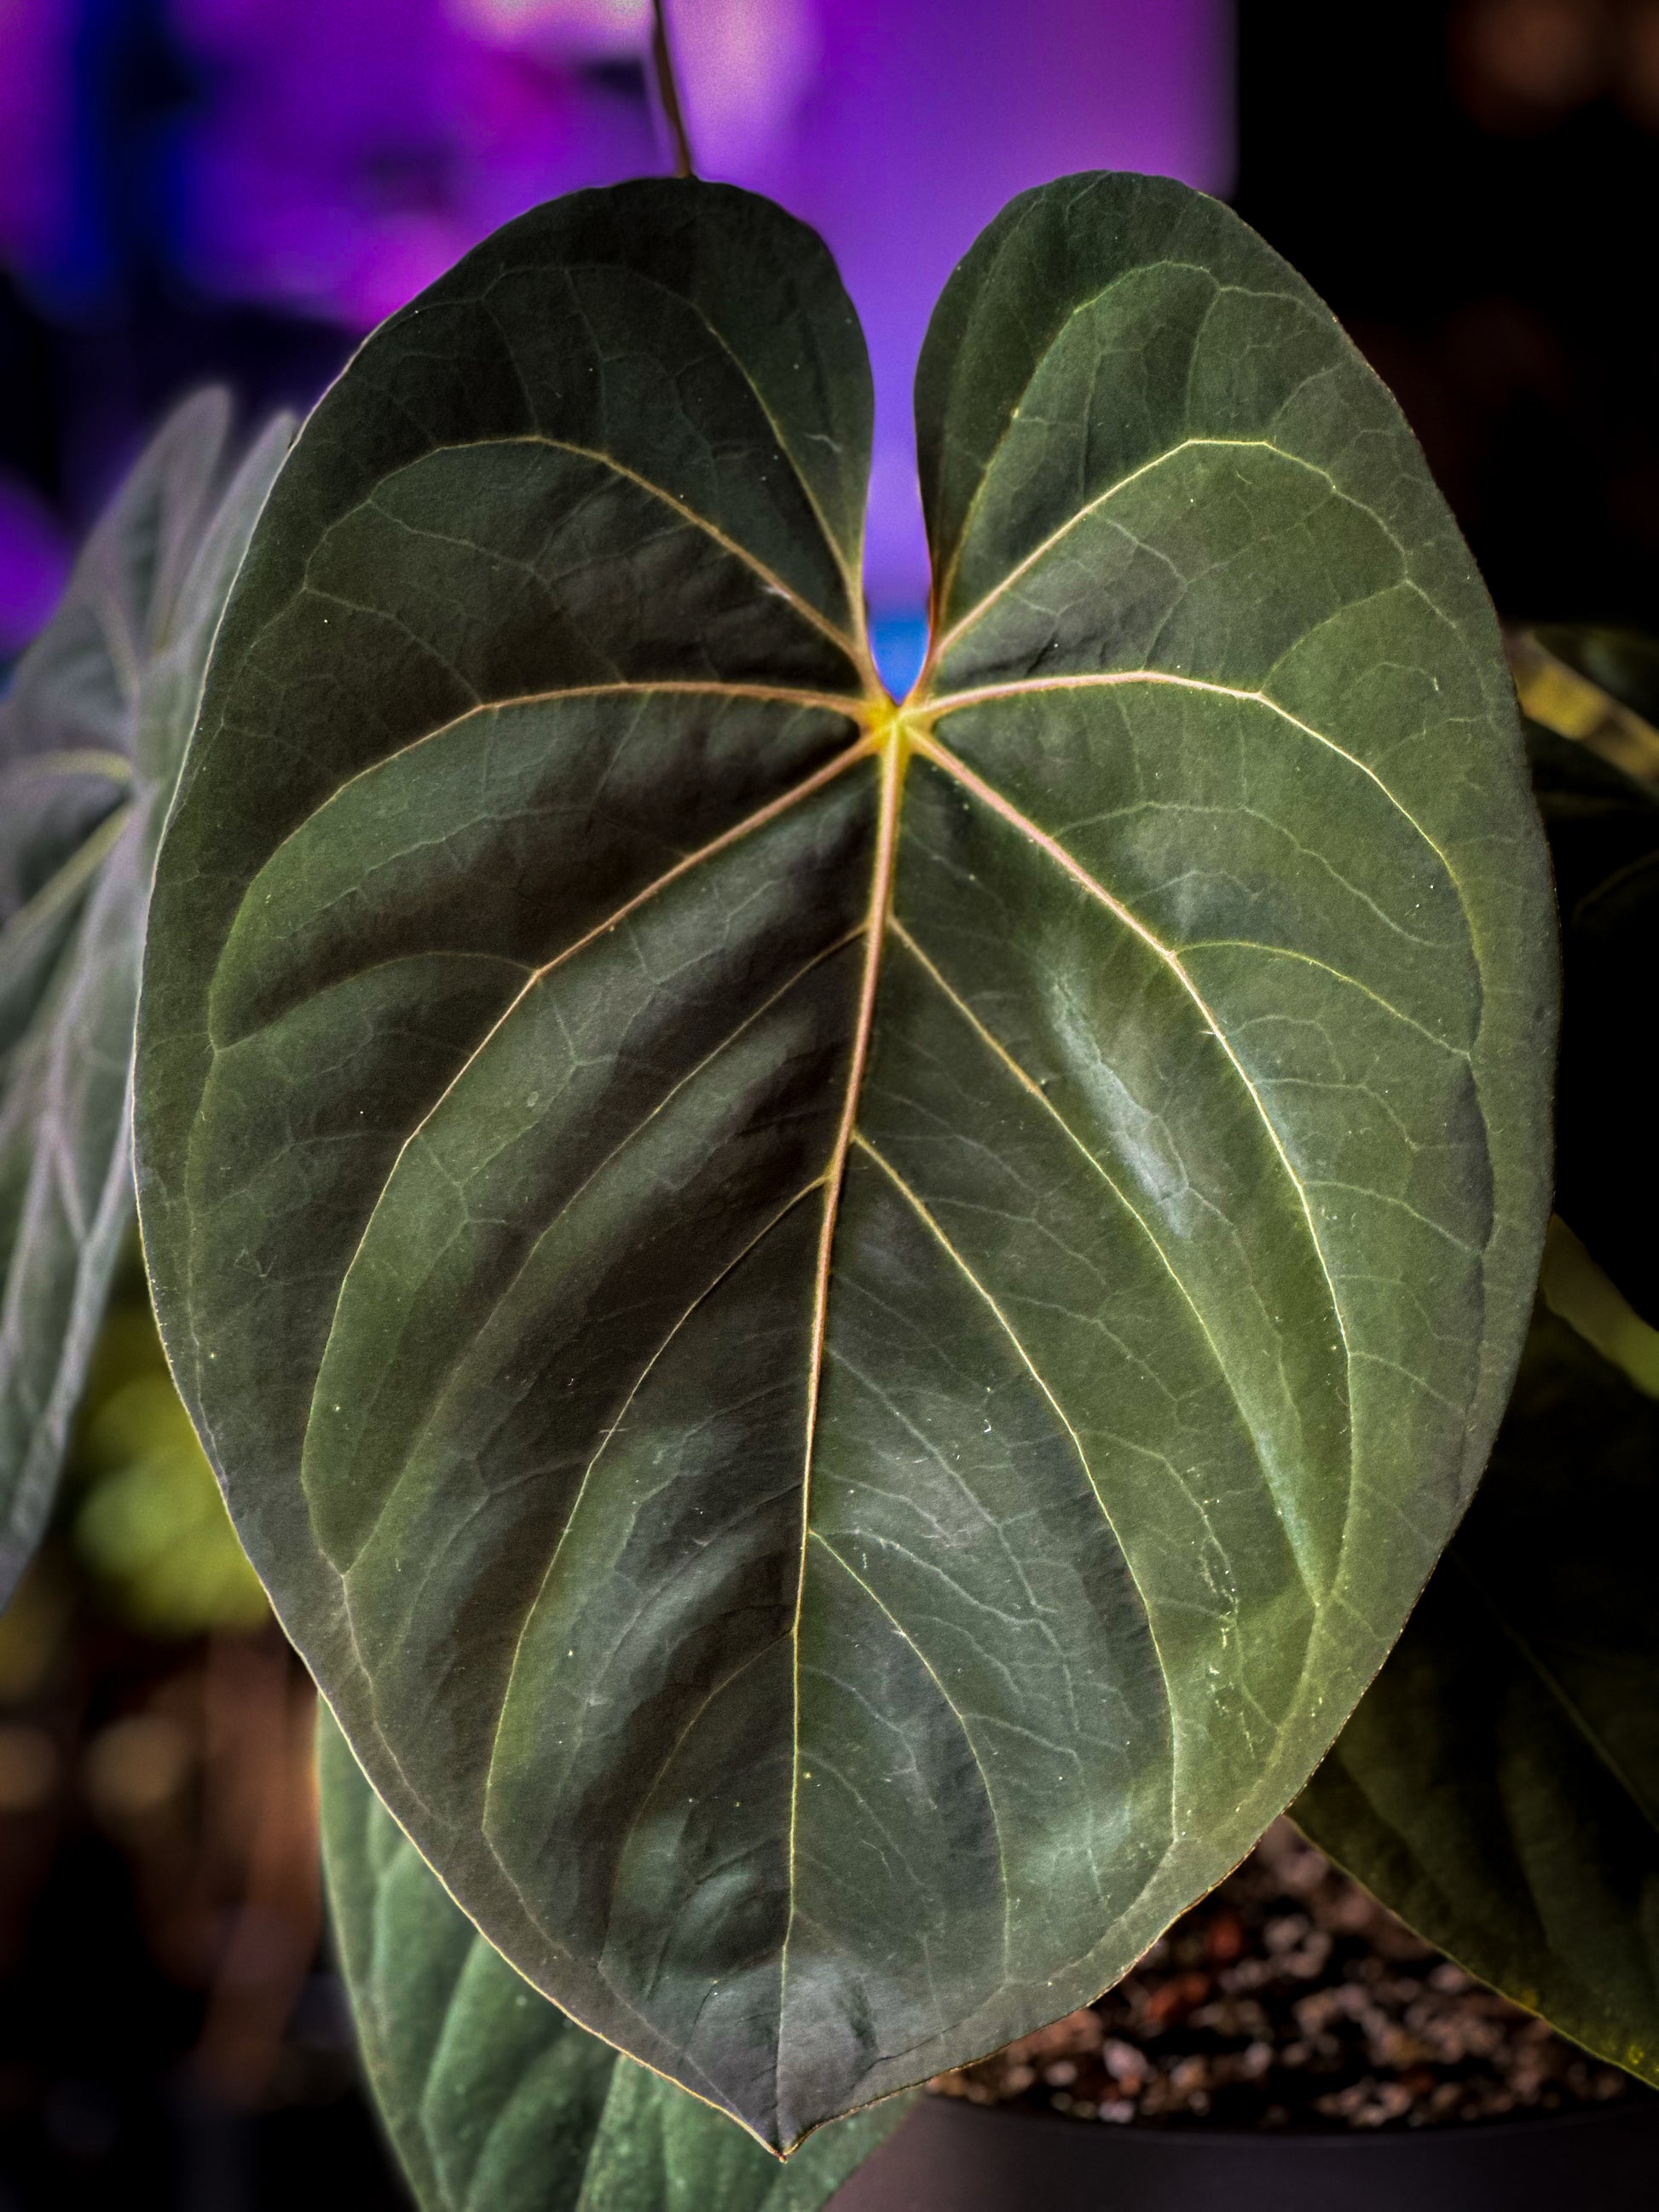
(1235, 0, 1659, 627)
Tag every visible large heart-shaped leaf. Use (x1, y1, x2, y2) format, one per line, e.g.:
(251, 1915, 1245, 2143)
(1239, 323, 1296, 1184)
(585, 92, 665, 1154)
(0, 396, 292, 1602)
(1294, 1296, 1659, 2088)
(134, 174, 1552, 2147)
(320, 1710, 909, 2210)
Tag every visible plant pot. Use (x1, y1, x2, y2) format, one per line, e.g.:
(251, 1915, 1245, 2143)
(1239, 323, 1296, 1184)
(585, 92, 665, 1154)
(830, 2088, 1659, 2211)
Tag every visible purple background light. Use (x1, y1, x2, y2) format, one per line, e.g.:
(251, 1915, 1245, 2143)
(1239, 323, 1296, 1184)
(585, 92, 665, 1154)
(0, 1, 1233, 667)
(0, 471, 69, 656)
(676, 0, 1234, 607)
(0, 4, 72, 280)
(170, 0, 659, 329)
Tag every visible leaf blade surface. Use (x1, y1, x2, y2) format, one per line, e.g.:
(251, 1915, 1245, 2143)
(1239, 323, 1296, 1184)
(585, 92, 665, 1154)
(136, 175, 1552, 2146)
(1294, 719, 1659, 2083)
(319, 1710, 908, 2212)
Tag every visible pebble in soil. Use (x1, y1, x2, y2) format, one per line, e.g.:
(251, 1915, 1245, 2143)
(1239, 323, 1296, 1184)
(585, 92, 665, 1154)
(928, 1820, 1637, 2131)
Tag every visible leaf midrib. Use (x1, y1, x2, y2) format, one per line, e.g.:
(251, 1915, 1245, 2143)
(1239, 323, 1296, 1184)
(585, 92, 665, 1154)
(777, 717, 905, 2090)
(303, 735, 877, 1520)
(304, 687, 1367, 2094)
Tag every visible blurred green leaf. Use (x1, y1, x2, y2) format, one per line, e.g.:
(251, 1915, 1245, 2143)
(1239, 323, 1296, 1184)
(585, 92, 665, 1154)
(1523, 722, 1659, 1326)
(1538, 1216, 1659, 1398)
(319, 1709, 909, 2211)
(1296, 1302, 1659, 2087)
(1298, 714, 1659, 2080)
(0, 396, 293, 1606)
(49, 1240, 266, 1637)
(72, 1368, 268, 1640)
(1533, 624, 1659, 731)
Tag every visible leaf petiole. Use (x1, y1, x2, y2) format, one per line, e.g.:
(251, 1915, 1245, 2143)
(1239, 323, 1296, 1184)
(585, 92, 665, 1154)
(650, 0, 696, 180)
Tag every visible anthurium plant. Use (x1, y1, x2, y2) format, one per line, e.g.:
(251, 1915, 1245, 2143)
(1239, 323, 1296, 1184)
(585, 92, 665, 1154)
(0, 394, 292, 1598)
(1293, 640, 1659, 2094)
(129, 165, 1554, 2154)
(2, 123, 1653, 2212)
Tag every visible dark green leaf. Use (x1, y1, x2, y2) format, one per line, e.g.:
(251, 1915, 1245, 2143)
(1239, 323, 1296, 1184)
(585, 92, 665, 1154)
(1296, 717, 1659, 2076)
(0, 396, 292, 1602)
(1523, 720, 1659, 1325)
(320, 1708, 908, 2210)
(1295, 1300, 1659, 2087)
(135, 174, 1552, 2146)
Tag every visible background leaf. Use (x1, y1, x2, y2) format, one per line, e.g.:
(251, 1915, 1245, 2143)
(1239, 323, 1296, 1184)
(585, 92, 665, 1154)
(66, 1238, 269, 1637)
(320, 1710, 908, 2212)
(1511, 624, 1659, 787)
(136, 175, 1552, 2146)
(0, 396, 292, 1603)
(1296, 709, 1659, 2083)
(1522, 719, 1659, 1325)
(1533, 623, 1659, 731)
(1294, 1299, 1659, 2087)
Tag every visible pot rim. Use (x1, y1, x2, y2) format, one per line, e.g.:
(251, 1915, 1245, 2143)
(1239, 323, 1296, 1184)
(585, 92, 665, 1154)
(925, 2088, 1656, 2151)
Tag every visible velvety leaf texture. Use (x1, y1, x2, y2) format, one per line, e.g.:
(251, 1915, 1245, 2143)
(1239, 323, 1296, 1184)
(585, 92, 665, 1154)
(0, 395, 292, 1602)
(1296, 1304, 1659, 2087)
(320, 1711, 908, 2210)
(135, 175, 1553, 2147)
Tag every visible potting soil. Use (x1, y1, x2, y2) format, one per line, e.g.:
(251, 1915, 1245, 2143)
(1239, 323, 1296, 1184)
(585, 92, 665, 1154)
(927, 1821, 1637, 2131)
